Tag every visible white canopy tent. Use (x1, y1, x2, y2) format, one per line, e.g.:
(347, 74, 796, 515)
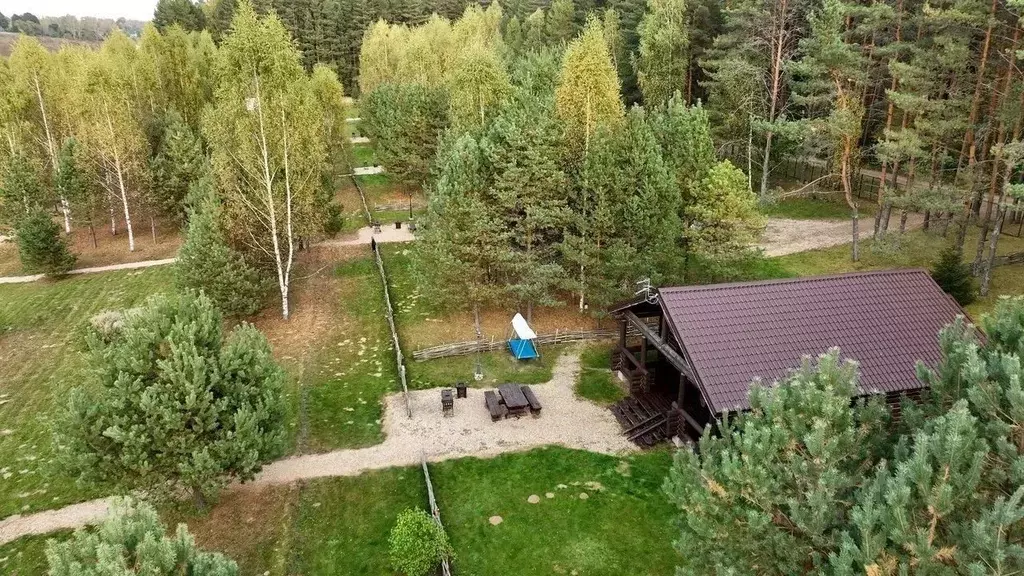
(510, 313, 537, 340)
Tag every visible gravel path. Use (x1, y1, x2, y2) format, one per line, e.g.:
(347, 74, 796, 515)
(0, 498, 114, 545)
(759, 215, 924, 257)
(353, 165, 384, 176)
(0, 350, 632, 544)
(0, 258, 178, 285)
(322, 225, 415, 247)
(255, 351, 633, 484)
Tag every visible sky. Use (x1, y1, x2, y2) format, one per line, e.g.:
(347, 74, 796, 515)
(0, 0, 157, 21)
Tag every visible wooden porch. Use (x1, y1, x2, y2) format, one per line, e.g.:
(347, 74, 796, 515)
(609, 307, 708, 446)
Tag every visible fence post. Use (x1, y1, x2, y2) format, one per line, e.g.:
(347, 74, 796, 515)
(421, 456, 452, 576)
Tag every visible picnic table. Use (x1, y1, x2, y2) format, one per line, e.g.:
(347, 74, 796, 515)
(498, 384, 530, 417)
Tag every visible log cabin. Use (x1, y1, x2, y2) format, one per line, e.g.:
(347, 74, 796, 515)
(608, 269, 970, 446)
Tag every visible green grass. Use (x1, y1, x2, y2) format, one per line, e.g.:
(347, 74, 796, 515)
(350, 143, 377, 168)
(762, 195, 877, 220)
(576, 344, 626, 405)
(289, 467, 427, 575)
(299, 257, 400, 452)
(432, 447, 679, 576)
(0, 268, 176, 517)
(0, 531, 67, 575)
(408, 348, 561, 390)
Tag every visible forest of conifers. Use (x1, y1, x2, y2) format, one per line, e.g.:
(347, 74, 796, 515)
(1, 0, 1023, 323)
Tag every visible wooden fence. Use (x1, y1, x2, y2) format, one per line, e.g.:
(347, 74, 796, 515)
(351, 174, 412, 418)
(412, 329, 616, 361)
(421, 456, 452, 576)
(992, 251, 1024, 268)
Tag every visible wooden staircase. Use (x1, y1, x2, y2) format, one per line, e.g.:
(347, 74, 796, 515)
(610, 393, 673, 447)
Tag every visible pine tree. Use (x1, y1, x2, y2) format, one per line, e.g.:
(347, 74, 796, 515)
(149, 111, 206, 226)
(16, 208, 76, 276)
(545, 0, 577, 44)
(176, 178, 268, 317)
(153, 0, 207, 32)
(415, 133, 511, 333)
(361, 83, 450, 186)
(930, 243, 977, 306)
(700, 0, 807, 196)
(46, 498, 238, 576)
(482, 92, 570, 321)
(792, 0, 870, 261)
(57, 291, 286, 507)
(666, 351, 890, 575)
(634, 0, 690, 107)
(685, 160, 763, 276)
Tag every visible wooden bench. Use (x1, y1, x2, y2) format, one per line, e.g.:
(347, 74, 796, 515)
(484, 390, 507, 421)
(521, 386, 542, 415)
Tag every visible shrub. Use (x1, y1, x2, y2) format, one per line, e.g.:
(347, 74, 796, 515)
(931, 244, 977, 306)
(46, 498, 238, 576)
(323, 202, 345, 236)
(16, 209, 76, 276)
(388, 508, 454, 576)
(57, 291, 287, 508)
(175, 178, 268, 317)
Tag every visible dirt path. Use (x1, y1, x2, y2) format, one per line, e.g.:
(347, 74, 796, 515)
(0, 350, 632, 545)
(760, 215, 925, 257)
(0, 258, 178, 285)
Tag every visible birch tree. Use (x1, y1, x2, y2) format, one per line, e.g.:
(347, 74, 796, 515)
(555, 18, 626, 157)
(204, 0, 328, 320)
(635, 0, 690, 107)
(8, 36, 73, 232)
(79, 32, 152, 252)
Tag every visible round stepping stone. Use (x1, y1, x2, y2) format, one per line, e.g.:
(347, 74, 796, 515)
(579, 492, 589, 500)
(489, 515, 503, 525)
(546, 492, 555, 499)
(527, 494, 540, 504)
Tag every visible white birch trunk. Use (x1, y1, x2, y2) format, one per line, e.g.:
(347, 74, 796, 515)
(33, 73, 72, 233)
(103, 104, 135, 252)
(253, 72, 291, 320)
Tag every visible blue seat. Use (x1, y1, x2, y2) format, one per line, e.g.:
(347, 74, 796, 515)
(508, 338, 539, 360)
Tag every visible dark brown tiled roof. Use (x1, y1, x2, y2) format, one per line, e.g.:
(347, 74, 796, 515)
(658, 269, 967, 414)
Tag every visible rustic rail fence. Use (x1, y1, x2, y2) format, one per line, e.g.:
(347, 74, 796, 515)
(374, 244, 412, 418)
(421, 456, 453, 576)
(412, 329, 616, 361)
(992, 251, 1024, 268)
(351, 174, 412, 417)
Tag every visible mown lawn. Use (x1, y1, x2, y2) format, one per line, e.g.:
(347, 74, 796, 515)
(576, 344, 626, 405)
(432, 447, 679, 576)
(0, 530, 66, 575)
(763, 194, 878, 220)
(297, 256, 401, 452)
(0, 268, 176, 518)
(289, 467, 427, 575)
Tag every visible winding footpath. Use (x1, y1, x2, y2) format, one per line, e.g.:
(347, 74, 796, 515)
(0, 352, 631, 545)
(0, 258, 178, 284)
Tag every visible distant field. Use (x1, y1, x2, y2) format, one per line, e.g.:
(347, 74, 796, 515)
(0, 31, 100, 57)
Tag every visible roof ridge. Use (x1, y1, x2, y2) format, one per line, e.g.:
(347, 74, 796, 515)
(658, 268, 930, 294)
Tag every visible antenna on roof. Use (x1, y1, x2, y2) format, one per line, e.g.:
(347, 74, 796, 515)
(635, 278, 659, 305)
